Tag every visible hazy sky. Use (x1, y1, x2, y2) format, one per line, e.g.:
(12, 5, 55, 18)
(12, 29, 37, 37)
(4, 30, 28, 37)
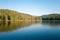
(0, 0, 60, 16)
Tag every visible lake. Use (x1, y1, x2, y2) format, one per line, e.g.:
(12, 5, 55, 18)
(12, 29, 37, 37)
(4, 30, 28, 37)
(0, 21, 60, 40)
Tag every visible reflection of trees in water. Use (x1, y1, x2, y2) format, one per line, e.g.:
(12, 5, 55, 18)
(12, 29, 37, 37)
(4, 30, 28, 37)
(0, 21, 40, 32)
(8, 21, 10, 26)
(42, 20, 60, 25)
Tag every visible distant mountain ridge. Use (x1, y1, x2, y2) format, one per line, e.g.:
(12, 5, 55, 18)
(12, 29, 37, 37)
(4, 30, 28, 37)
(42, 13, 60, 20)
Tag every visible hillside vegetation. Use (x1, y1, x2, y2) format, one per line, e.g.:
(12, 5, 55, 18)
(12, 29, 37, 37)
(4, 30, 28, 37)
(42, 14, 60, 20)
(0, 9, 41, 22)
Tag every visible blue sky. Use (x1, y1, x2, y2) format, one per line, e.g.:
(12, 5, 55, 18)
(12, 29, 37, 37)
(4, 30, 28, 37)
(0, 0, 60, 16)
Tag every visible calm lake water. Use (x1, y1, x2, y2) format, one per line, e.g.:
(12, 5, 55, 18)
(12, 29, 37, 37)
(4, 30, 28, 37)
(0, 21, 60, 40)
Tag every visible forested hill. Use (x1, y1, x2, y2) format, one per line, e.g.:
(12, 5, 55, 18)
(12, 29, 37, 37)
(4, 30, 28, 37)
(0, 9, 41, 22)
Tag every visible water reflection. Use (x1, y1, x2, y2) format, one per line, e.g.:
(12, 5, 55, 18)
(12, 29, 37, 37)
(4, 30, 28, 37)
(8, 21, 10, 26)
(42, 20, 60, 25)
(0, 21, 40, 32)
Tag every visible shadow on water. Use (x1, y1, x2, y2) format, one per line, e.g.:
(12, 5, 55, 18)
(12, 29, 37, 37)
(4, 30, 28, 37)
(0, 21, 40, 32)
(42, 20, 60, 26)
